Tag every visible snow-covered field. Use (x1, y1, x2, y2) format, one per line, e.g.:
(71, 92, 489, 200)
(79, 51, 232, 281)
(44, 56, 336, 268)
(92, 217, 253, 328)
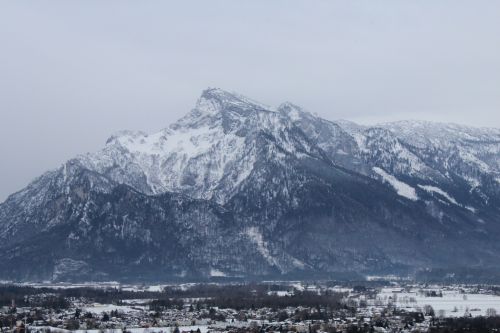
(377, 287, 500, 317)
(82, 304, 147, 314)
(14, 282, 122, 289)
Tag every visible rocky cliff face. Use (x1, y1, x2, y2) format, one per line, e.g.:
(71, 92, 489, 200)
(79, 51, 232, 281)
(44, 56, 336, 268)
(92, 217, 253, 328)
(1, 88, 499, 281)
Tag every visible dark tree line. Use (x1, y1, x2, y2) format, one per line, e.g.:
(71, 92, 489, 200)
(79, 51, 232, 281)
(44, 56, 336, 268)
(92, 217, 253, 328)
(0, 285, 165, 308)
(200, 290, 343, 310)
(0, 286, 69, 309)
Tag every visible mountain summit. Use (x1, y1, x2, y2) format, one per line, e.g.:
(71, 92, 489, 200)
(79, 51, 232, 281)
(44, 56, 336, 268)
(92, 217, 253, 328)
(1, 89, 499, 282)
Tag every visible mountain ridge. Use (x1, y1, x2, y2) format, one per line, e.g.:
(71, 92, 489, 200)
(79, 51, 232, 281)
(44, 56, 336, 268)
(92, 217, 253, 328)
(1, 88, 499, 282)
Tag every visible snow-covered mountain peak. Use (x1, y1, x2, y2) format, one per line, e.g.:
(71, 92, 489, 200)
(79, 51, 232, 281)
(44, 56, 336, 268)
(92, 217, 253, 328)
(77, 89, 316, 203)
(3, 89, 500, 281)
(196, 87, 272, 114)
(33, 89, 500, 209)
(105, 130, 148, 145)
(277, 102, 310, 122)
(170, 88, 279, 133)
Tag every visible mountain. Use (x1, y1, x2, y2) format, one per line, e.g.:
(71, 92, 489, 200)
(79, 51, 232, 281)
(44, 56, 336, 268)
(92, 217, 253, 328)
(1, 88, 499, 282)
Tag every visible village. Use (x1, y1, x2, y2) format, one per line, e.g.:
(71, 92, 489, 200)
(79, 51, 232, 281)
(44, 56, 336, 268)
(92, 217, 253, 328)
(2, 282, 500, 333)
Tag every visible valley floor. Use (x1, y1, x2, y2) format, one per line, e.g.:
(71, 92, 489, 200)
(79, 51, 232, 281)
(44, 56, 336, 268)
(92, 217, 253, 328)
(3, 281, 500, 333)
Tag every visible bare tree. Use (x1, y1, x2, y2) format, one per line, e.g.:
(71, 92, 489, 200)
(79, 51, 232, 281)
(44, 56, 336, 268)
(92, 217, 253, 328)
(423, 305, 435, 317)
(486, 308, 497, 317)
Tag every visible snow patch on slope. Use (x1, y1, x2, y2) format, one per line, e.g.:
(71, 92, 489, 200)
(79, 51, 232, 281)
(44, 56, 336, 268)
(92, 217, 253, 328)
(209, 268, 226, 277)
(373, 167, 418, 201)
(459, 151, 491, 173)
(418, 185, 477, 212)
(245, 227, 280, 269)
(418, 185, 459, 205)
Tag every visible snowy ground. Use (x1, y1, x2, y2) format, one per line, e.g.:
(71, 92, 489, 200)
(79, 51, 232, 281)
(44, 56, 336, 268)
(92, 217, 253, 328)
(30, 326, 209, 333)
(376, 287, 500, 317)
(14, 282, 122, 289)
(82, 303, 147, 314)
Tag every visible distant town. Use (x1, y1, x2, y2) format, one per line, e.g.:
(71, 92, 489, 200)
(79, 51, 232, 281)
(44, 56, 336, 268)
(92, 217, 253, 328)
(2, 281, 500, 333)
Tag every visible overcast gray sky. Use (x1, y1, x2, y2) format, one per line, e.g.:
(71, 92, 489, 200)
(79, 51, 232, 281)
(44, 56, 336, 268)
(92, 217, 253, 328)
(1, 1, 499, 202)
